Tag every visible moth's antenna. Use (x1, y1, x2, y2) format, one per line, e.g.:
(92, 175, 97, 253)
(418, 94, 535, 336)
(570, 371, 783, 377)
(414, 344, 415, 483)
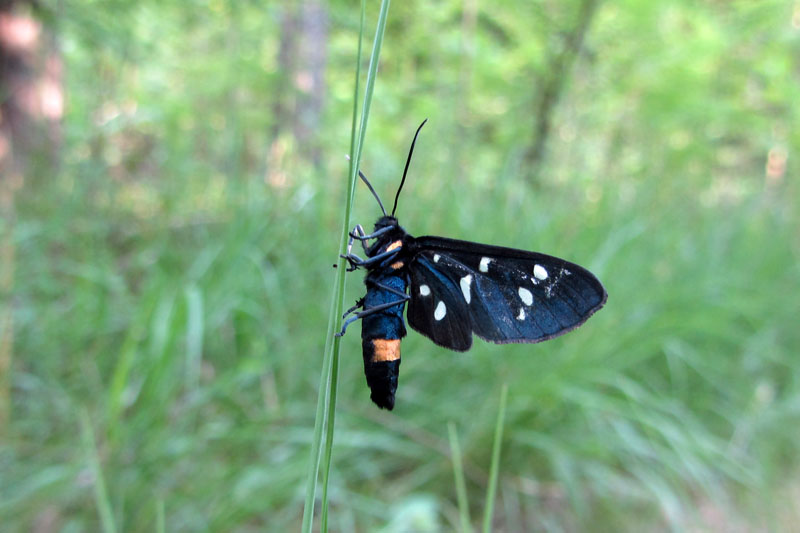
(346, 155, 387, 216)
(391, 119, 427, 217)
(358, 170, 387, 216)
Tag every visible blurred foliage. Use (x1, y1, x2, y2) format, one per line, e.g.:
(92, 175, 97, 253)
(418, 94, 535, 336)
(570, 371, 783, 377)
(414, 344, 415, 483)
(3, 0, 800, 531)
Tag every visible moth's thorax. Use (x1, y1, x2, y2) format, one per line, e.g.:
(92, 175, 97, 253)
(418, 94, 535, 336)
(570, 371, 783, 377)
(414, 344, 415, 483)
(366, 217, 410, 269)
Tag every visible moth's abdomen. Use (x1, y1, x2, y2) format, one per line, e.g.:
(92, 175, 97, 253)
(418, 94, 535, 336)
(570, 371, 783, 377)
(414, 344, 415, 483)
(362, 338, 401, 410)
(361, 272, 408, 410)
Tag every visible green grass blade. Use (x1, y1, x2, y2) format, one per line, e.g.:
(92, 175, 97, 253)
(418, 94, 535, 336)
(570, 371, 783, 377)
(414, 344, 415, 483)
(303, 1, 391, 532)
(482, 384, 508, 533)
(351, 0, 391, 188)
(448, 422, 473, 533)
(106, 315, 144, 445)
(155, 498, 165, 533)
(320, 4, 367, 531)
(321, 0, 391, 526)
(184, 284, 203, 394)
(80, 409, 117, 533)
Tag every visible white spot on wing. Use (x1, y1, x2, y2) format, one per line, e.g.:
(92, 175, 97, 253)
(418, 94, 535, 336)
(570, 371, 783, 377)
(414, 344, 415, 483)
(518, 287, 533, 306)
(479, 257, 491, 272)
(460, 275, 472, 304)
(517, 308, 525, 320)
(433, 254, 440, 263)
(434, 301, 446, 321)
(419, 284, 431, 296)
(533, 264, 548, 280)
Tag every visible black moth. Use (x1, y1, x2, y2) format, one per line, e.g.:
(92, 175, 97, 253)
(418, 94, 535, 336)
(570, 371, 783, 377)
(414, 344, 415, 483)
(338, 120, 607, 410)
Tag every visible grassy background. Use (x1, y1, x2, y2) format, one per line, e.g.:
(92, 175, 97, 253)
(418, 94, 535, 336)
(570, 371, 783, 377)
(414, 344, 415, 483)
(3, 0, 800, 531)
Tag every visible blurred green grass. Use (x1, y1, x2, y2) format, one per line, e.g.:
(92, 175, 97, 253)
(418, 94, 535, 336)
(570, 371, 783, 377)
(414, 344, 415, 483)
(3, 1, 800, 531)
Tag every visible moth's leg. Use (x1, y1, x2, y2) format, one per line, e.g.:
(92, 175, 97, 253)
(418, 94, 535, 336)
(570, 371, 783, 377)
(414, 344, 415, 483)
(343, 283, 407, 320)
(349, 224, 393, 241)
(345, 225, 366, 258)
(341, 248, 399, 272)
(344, 226, 358, 260)
(369, 281, 409, 300)
(352, 225, 369, 254)
(342, 297, 365, 319)
(348, 224, 393, 255)
(335, 296, 410, 337)
(343, 226, 378, 267)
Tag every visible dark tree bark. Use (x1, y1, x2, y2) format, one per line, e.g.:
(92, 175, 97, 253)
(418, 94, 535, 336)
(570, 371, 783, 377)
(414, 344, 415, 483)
(0, 0, 34, 433)
(269, 5, 298, 143)
(0, 0, 62, 177)
(0, 0, 63, 430)
(523, 0, 599, 182)
(293, 1, 327, 169)
(452, 0, 477, 181)
(267, 1, 327, 184)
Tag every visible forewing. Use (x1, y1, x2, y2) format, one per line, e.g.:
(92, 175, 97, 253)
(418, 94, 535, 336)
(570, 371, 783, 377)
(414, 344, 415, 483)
(406, 236, 607, 349)
(405, 253, 474, 351)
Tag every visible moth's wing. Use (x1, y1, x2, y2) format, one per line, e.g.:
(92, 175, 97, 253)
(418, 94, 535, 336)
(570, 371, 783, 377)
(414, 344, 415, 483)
(404, 252, 475, 351)
(406, 236, 607, 349)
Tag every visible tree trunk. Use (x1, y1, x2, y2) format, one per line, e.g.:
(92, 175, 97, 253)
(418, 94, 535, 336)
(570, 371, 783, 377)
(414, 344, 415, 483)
(266, 1, 327, 185)
(293, 1, 327, 169)
(523, 0, 599, 183)
(0, 0, 63, 430)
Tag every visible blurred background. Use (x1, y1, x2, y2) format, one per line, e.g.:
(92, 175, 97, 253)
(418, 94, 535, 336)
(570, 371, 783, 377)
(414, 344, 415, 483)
(2, 0, 799, 531)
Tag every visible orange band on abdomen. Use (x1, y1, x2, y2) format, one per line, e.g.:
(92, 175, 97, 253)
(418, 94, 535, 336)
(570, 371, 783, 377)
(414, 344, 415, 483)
(371, 339, 401, 362)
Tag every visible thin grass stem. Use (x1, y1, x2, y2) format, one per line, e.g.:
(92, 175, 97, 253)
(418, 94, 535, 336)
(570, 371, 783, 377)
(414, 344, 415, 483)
(302, 1, 391, 532)
(80, 409, 117, 533)
(449, 422, 473, 533)
(482, 384, 508, 533)
(319, 2, 367, 531)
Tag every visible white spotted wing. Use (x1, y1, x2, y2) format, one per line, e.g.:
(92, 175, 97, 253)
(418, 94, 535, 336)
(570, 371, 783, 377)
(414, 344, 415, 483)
(405, 236, 607, 352)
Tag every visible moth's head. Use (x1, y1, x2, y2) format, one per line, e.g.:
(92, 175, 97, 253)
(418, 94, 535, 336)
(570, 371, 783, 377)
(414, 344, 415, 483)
(373, 215, 399, 231)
